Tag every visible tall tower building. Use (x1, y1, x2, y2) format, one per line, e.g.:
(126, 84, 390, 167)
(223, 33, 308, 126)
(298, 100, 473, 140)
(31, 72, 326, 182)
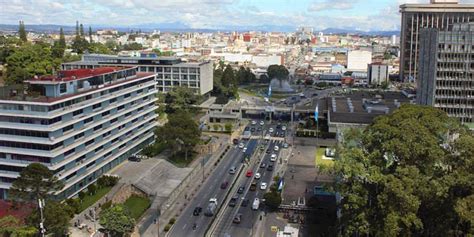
(399, 0, 474, 82)
(417, 23, 474, 124)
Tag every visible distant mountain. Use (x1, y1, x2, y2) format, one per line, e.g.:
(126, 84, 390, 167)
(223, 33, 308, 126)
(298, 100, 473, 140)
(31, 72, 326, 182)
(320, 28, 399, 36)
(0, 23, 399, 35)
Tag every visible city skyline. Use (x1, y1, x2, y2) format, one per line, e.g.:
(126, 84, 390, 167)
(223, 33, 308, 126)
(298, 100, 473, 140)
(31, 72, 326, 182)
(2, 0, 472, 32)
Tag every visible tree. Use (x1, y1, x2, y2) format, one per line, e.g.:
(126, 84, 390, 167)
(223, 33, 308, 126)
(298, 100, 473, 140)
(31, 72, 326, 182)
(88, 26, 93, 43)
(72, 21, 88, 53)
(88, 183, 97, 195)
(0, 215, 36, 237)
(58, 27, 66, 48)
(164, 86, 201, 114)
(267, 65, 289, 87)
(79, 24, 84, 37)
(99, 205, 135, 236)
(19, 20, 27, 42)
(27, 201, 73, 237)
(9, 163, 63, 202)
(333, 105, 474, 236)
(263, 191, 282, 211)
(156, 110, 201, 161)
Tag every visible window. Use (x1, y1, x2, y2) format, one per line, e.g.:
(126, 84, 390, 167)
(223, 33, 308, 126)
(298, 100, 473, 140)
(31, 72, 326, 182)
(73, 109, 83, 117)
(102, 131, 111, 138)
(85, 139, 94, 147)
(117, 105, 125, 111)
(93, 125, 102, 131)
(95, 146, 103, 152)
(109, 98, 117, 104)
(74, 133, 84, 140)
(64, 148, 75, 157)
(60, 84, 67, 94)
(102, 111, 110, 117)
(63, 125, 73, 133)
(84, 117, 93, 124)
(110, 118, 118, 124)
(124, 93, 131, 98)
(93, 103, 101, 110)
(125, 112, 132, 118)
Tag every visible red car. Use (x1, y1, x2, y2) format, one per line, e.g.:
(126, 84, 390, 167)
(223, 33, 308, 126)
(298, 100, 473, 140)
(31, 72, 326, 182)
(221, 181, 229, 189)
(246, 170, 253, 177)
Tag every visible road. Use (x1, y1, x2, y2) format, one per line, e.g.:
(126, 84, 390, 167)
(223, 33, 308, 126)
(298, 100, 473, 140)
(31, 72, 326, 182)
(168, 139, 258, 237)
(211, 122, 287, 237)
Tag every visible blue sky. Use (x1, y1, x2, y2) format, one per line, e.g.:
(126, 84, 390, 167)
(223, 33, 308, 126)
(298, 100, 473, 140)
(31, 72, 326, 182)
(1, 0, 473, 31)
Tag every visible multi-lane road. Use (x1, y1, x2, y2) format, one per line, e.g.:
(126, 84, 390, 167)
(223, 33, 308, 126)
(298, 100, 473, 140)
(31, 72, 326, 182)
(169, 121, 288, 237)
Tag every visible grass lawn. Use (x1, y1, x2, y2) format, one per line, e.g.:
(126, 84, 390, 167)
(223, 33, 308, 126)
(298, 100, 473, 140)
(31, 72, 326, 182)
(168, 152, 196, 168)
(315, 148, 334, 169)
(123, 195, 151, 220)
(79, 186, 112, 212)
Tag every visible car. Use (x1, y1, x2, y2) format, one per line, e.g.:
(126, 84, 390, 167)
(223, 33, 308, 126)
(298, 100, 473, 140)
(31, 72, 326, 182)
(237, 186, 245, 194)
(269, 128, 274, 133)
(264, 134, 271, 140)
(241, 199, 249, 207)
(221, 181, 229, 189)
(233, 213, 242, 224)
(260, 121, 264, 126)
(251, 120, 257, 125)
(267, 165, 274, 171)
(274, 146, 279, 151)
(128, 156, 141, 162)
(282, 126, 287, 131)
(266, 148, 271, 154)
(250, 127, 256, 132)
(255, 173, 261, 179)
(270, 153, 277, 162)
(276, 124, 281, 129)
(260, 163, 267, 168)
(232, 139, 239, 145)
(283, 143, 289, 148)
(250, 181, 257, 191)
(193, 207, 202, 216)
(275, 131, 280, 137)
(246, 170, 253, 177)
(260, 182, 267, 190)
(243, 147, 247, 153)
(229, 195, 239, 207)
(257, 127, 262, 132)
(229, 166, 237, 174)
(238, 142, 245, 149)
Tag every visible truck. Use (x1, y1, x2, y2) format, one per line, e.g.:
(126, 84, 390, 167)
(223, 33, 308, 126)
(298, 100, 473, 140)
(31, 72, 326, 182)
(252, 198, 260, 210)
(204, 198, 218, 217)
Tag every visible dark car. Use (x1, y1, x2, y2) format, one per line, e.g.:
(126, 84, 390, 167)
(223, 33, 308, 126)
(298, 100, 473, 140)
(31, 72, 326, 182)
(267, 165, 274, 171)
(241, 199, 249, 207)
(233, 213, 242, 224)
(260, 163, 267, 169)
(221, 181, 229, 189)
(266, 149, 271, 154)
(251, 127, 256, 132)
(128, 156, 141, 162)
(193, 207, 202, 216)
(229, 195, 239, 207)
(237, 186, 245, 194)
(257, 127, 262, 132)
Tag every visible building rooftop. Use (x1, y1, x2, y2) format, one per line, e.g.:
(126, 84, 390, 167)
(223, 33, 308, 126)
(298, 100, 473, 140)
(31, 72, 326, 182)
(27, 67, 126, 84)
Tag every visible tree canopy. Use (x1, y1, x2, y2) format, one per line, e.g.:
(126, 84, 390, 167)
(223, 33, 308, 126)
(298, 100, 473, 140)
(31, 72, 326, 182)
(9, 163, 64, 202)
(18, 21, 27, 42)
(27, 200, 73, 237)
(155, 110, 201, 160)
(333, 104, 474, 236)
(164, 86, 201, 114)
(267, 64, 289, 80)
(99, 205, 135, 236)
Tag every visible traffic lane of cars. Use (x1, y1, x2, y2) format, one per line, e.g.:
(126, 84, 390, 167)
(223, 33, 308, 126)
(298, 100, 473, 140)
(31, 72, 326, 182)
(170, 139, 255, 236)
(228, 141, 282, 232)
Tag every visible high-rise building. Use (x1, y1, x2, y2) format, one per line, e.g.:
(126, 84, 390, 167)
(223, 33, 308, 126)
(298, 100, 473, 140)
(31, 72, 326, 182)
(417, 23, 473, 124)
(0, 67, 158, 199)
(399, 0, 474, 82)
(62, 53, 213, 95)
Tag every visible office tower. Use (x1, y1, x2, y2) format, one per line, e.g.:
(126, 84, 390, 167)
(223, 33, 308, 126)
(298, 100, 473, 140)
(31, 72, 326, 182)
(0, 67, 158, 199)
(399, 0, 474, 82)
(417, 23, 473, 124)
(62, 53, 213, 95)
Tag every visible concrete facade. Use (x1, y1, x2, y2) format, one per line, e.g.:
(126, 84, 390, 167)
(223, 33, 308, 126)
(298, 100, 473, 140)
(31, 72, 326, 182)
(399, 1, 474, 81)
(417, 23, 474, 124)
(62, 54, 213, 95)
(368, 63, 389, 86)
(0, 67, 158, 199)
(347, 50, 372, 71)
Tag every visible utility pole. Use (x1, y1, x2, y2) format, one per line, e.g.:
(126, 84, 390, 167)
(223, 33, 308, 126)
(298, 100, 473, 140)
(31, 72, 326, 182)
(38, 198, 45, 237)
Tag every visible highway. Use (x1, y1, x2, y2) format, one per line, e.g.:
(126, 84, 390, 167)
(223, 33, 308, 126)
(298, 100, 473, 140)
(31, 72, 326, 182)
(168, 139, 258, 237)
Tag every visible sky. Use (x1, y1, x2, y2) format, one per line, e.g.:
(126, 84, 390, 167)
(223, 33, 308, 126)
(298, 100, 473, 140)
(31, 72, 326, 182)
(0, 0, 473, 31)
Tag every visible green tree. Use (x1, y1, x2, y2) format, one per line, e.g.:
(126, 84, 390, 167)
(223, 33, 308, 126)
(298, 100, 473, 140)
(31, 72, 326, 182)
(99, 205, 135, 236)
(72, 21, 88, 53)
(27, 201, 73, 237)
(267, 65, 289, 87)
(164, 86, 201, 114)
(333, 105, 474, 236)
(263, 191, 282, 211)
(87, 183, 97, 195)
(9, 163, 63, 202)
(88, 42, 112, 54)
(79, 23, 84, 37)
(222, 64, 235, 88)
(58, 27, 66, 48)
(18, 20, 27, 42)
(156, 110, 201, 161)
(88, 26, 93, 43)
(0, 215, 36, 237)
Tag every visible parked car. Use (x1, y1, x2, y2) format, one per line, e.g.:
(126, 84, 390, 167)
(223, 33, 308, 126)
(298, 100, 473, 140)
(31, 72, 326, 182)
(250, 127, 256, 132)
(267, 165, 274, 171)
(260, 163, 267, 169)
(221, 181, 229, 189)
(243, 147, 247, 153)
(128, 156, 141, 162)
(270, 153, 277, 162)
(282, 126, 287, 131)
(274, 146, 279, 151)
(269, 128, 274, 133)
(251, 120, 257, 125)
(283, 143, 289, 148)
(260, 121, 264, 126)
(193, 207, 202, 216)
(239, 143, 245, 149)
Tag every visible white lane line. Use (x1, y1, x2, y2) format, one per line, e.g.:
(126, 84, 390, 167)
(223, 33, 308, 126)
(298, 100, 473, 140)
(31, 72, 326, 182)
(182, 224, 187, 229)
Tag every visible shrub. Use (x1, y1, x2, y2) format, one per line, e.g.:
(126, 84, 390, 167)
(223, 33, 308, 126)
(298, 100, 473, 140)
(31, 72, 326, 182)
(65, 198, 81, 214)
(224, 123, 232, 132)
(78, 191, 86, 200)
(101, 200, 113, 212)
(164, 224, 172, 232)
(97, 175, 119, 188)
(169, 218, 176, 225)
(88, 184, 97, 195)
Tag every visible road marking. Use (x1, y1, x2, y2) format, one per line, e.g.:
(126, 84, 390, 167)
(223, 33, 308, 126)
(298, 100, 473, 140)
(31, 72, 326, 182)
(183, 224, 187, 229)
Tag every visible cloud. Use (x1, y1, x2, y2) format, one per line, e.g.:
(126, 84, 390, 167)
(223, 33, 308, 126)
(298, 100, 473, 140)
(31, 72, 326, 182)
(308, 0, 357, 11)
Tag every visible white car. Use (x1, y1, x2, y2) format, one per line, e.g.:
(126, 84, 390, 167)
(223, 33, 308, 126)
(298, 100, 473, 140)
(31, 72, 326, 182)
(264, 134, 271, 140)
(239, 143, 245, 149)
(260, 182, 267, 190)
(269, 128, 274, 133)
(243, 147, 247, 153)
(259, 121, 264, 126)
(283, 143, 289, 148)
(274, 146, 279, 151)
(251, 120, 257, 125)
(282, 126, 287, 131)
(255, 173, 261, 179)
(270, 153, 277, 162)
